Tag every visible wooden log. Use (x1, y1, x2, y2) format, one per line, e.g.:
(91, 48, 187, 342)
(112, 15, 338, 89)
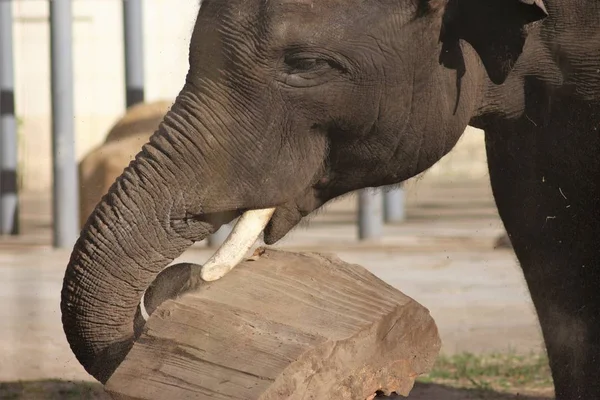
(105, 249, 441, 400)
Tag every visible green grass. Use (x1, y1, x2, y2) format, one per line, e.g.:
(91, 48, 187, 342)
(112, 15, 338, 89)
(418, 351, 554, 396)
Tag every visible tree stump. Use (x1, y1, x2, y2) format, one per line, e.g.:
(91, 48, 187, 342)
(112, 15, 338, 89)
(105, 249, 441, 400)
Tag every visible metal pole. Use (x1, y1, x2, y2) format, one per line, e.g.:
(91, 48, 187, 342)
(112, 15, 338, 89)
(0, 0, 19, 235)
(123, 0, 145, 108)
(207, 223, 234, 248)
(383, 186, 406, 223)
(50, 0, 79, 248)
(358, 189, 383, 240)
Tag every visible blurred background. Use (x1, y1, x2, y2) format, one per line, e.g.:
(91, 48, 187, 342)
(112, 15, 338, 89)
(11, 0, 195, 193)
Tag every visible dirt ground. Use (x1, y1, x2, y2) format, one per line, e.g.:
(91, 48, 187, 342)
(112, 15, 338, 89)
(0, 380, 553, 399)
(411, 383, 552, 399)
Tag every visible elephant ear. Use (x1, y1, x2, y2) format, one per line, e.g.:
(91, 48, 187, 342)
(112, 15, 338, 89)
(440, 0, 548, 84)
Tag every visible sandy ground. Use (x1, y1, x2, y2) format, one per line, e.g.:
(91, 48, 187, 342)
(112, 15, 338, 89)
(0, 246, 543, 381)
(0, 178, 548, 398)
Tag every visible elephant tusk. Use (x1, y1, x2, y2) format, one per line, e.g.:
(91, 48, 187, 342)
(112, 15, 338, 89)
(200, 207, 276, 281)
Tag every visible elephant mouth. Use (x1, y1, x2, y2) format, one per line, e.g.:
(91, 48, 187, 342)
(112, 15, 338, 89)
(195, 178, 331, 282)
(138, 180, 330, 322)
(138, 207, 276, 321)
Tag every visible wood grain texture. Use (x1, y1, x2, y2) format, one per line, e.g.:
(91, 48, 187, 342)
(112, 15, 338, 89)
(105, 249, 441, 400)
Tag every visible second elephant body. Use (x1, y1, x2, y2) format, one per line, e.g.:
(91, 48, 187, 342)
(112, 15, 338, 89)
(78, 101, 172, 227)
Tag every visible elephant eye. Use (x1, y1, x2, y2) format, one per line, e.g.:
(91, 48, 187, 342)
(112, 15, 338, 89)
(284, 55, 331, 73)
(279, 52, 348, 87)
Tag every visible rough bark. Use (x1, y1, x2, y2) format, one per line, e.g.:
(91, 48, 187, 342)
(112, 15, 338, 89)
(105, 248, 441, 400)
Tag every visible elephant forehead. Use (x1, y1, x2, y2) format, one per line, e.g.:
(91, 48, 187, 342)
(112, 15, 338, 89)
(275, 0, 316, 5)
(267, 0, 361, 41)
(269, 0, 361, 13)
(272, 0, 342, 6)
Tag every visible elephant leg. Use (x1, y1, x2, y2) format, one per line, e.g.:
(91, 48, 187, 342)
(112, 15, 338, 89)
(485, 122, 600, 399)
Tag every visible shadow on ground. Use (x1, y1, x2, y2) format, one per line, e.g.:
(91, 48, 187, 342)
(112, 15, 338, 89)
(406, 382, 553, 399)
(0, 380, 553, 399)
(0, 380, 109, 399)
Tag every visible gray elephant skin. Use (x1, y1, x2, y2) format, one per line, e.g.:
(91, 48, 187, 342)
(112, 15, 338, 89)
(60, 0, 600, 398)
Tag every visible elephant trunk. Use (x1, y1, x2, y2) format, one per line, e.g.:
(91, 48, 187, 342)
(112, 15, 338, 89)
(61, 136, 193, 382)
(60, 98, 268, 383)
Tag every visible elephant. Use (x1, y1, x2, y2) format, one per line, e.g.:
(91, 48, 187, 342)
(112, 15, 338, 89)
(78, 100, 172, 227)
(60, 0, 600, 398)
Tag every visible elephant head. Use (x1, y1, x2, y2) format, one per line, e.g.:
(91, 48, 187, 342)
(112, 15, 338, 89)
(61, 0, 547, 383)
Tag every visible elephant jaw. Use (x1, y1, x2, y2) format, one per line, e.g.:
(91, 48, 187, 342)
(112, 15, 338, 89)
(139, 207, 276, 321)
